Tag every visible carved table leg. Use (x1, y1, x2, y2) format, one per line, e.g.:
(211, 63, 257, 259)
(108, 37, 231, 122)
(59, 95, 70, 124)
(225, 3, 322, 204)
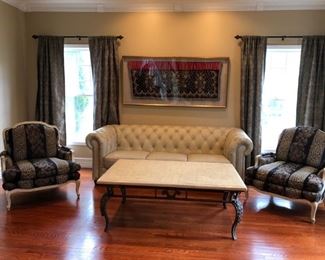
(100, 186, 113, 232)
(120, 186, 126, 204)
(223, 192, 228, 209)
(230, 192, 243, 240)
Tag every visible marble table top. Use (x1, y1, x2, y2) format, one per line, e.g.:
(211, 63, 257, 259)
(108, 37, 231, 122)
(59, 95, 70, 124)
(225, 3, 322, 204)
(97, 159, 247, 192)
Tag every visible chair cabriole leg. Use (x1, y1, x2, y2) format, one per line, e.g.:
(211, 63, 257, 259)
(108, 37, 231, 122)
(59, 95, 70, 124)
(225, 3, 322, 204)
(310, 202, 319, 224)
(5, 190, 11, 211)
(75, 179, 80, 199)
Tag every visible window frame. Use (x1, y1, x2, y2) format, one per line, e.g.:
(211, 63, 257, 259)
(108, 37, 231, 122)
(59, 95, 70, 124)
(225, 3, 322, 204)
(261, 44, 301, 153)
(64, 44, 94, 146)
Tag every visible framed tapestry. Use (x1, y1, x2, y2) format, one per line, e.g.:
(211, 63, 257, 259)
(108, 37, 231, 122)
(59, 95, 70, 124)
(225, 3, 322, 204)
(122, 56, 229, 108)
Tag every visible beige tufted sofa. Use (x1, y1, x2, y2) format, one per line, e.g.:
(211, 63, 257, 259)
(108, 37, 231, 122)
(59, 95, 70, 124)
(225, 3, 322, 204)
(86, 124, 253, 181)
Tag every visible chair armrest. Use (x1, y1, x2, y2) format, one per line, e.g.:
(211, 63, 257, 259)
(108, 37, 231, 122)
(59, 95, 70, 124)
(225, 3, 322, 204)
(223, 128, 253, 179)
(86, 125, 117, 181)
(317, 168, 325, 181)
(57, 146, 73, 161)
(0, 151, 13, 172)
(255, 152, 277, 167)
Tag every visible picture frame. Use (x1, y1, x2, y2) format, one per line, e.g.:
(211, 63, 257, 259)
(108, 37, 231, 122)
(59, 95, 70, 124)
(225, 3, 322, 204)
(122, 56, 229, 108)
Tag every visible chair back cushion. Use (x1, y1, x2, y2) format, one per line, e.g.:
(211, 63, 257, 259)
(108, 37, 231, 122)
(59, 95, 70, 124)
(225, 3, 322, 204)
(3, 123, 59, 161)
(276, 127, 325, 169)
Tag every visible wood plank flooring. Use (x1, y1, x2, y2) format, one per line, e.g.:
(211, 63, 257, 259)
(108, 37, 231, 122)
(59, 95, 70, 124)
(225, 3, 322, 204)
(0, 169, 324, 259)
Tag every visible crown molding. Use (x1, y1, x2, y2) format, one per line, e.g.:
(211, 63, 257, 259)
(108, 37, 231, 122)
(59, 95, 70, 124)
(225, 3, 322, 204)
(1, 0, 27, 11)
(2, 0, 325, 13)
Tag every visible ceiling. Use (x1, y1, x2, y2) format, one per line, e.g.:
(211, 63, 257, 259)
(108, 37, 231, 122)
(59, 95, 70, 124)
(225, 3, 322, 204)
(2, 0, 325, 12)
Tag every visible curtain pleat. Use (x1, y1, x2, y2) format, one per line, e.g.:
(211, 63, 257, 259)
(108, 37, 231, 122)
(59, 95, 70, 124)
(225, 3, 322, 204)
(240, 36, 267, 166)
(296, 36, 325, 130)
(35, 36, 66, 144)
(89, 37, 120, 129)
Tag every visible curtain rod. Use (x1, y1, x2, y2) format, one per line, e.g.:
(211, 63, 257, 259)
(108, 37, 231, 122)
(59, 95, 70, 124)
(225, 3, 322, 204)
(32, 34, 124, 40)
(234, 35, 303, 40)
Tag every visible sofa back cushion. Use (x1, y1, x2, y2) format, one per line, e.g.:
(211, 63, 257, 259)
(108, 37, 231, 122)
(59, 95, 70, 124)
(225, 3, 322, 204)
(4, 123, 59, 161)
(276, 126, 325, 169)
(114, 125, 232, 155)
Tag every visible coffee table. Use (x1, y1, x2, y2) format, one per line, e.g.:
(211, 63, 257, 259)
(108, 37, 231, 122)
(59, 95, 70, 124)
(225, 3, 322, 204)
(97, 159, 247, 240)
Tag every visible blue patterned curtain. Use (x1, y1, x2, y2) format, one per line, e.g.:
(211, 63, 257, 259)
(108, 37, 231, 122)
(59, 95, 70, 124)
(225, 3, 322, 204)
(89, 37, 120, 129)
(240, 36, 267, 166)
(35, 36, 66, 144)
(296, 36, 325, 130)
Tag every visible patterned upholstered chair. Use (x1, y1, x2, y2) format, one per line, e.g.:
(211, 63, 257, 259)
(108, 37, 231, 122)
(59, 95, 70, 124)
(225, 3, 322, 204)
(246, 126, 325, 223)
(0, 121, 81, 210)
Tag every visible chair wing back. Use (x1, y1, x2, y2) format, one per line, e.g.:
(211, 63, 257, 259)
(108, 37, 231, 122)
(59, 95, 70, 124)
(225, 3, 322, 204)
(3, 122, 59, 162)
(276, 126, 325, 169)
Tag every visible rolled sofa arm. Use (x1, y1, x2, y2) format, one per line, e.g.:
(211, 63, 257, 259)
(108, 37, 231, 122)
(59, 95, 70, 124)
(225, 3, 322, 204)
(223, 128, 253, 180)
(86, 125, 117, 181)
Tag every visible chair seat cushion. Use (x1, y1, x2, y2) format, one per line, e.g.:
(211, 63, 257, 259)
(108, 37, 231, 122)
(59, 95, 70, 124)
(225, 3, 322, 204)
(246, 161, 325, 202)
(2, 158, 81, 190)
(187, 154, 230, 163)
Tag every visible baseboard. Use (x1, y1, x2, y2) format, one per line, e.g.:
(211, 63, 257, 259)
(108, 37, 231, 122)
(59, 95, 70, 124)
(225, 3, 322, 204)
(74, 157, 92, 168)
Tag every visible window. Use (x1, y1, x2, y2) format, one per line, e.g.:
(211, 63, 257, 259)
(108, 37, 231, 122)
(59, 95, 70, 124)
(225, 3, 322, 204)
(64, 45, 93, 144)
(261, 46, 301, 152)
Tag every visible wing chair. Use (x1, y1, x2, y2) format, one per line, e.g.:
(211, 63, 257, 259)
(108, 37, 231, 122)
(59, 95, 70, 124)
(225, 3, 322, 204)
(246, 126, 325, 223)
(0, 121, 81, 210)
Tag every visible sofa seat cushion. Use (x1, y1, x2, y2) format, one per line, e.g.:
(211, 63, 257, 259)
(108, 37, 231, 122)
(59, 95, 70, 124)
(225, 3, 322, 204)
(104, 150, 150, 168)
(146, 152, 187, 161)
(245, 162, 325, 202)
(188, 154, 230, 163)
(105, 150, 149, 160)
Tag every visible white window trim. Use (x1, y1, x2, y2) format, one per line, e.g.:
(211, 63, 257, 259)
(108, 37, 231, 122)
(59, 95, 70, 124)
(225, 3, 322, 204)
(261, 45, 301, 153)
(64, 44, 94, 146)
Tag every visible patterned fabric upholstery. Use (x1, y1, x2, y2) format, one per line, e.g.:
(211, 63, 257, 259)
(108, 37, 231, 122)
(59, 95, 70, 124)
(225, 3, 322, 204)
(276, 127, 325, 169)
(246, 162, 324, 202)
(246, 127, 325, 203)
(1, 122, 81, 191)
(4, 123, 59, 161)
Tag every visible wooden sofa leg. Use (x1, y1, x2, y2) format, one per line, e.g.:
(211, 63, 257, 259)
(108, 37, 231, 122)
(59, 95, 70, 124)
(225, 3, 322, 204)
(75, 179, 80, 199)
(310, 202, 319, 224)
(5, 190, 11, 211)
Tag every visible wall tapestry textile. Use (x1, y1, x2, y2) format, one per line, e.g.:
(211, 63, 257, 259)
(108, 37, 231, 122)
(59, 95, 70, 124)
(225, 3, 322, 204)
(122, 57, 229, 107)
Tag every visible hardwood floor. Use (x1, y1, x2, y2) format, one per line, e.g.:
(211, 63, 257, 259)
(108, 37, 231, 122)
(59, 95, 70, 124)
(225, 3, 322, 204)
(0, 169, 324, 259)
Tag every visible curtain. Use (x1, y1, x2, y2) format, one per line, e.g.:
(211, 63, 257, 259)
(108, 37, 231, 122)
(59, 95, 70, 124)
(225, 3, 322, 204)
(35, 36, 66, 144)
(296, 36, 325, 130)
(89, 37, 120, 129)
(240, 36, 267, 166)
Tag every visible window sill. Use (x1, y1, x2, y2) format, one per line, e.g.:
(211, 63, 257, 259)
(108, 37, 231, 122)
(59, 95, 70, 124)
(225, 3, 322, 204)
(67, 142, 87, 147)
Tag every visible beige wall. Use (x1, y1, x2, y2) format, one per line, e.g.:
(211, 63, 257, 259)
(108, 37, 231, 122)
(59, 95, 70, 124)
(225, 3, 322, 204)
(0, 1, 27, 151)
(24, 11, 325, 158)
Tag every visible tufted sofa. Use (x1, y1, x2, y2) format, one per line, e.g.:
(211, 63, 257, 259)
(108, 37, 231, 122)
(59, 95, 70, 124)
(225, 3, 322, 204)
(86, 124, 253, 181)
